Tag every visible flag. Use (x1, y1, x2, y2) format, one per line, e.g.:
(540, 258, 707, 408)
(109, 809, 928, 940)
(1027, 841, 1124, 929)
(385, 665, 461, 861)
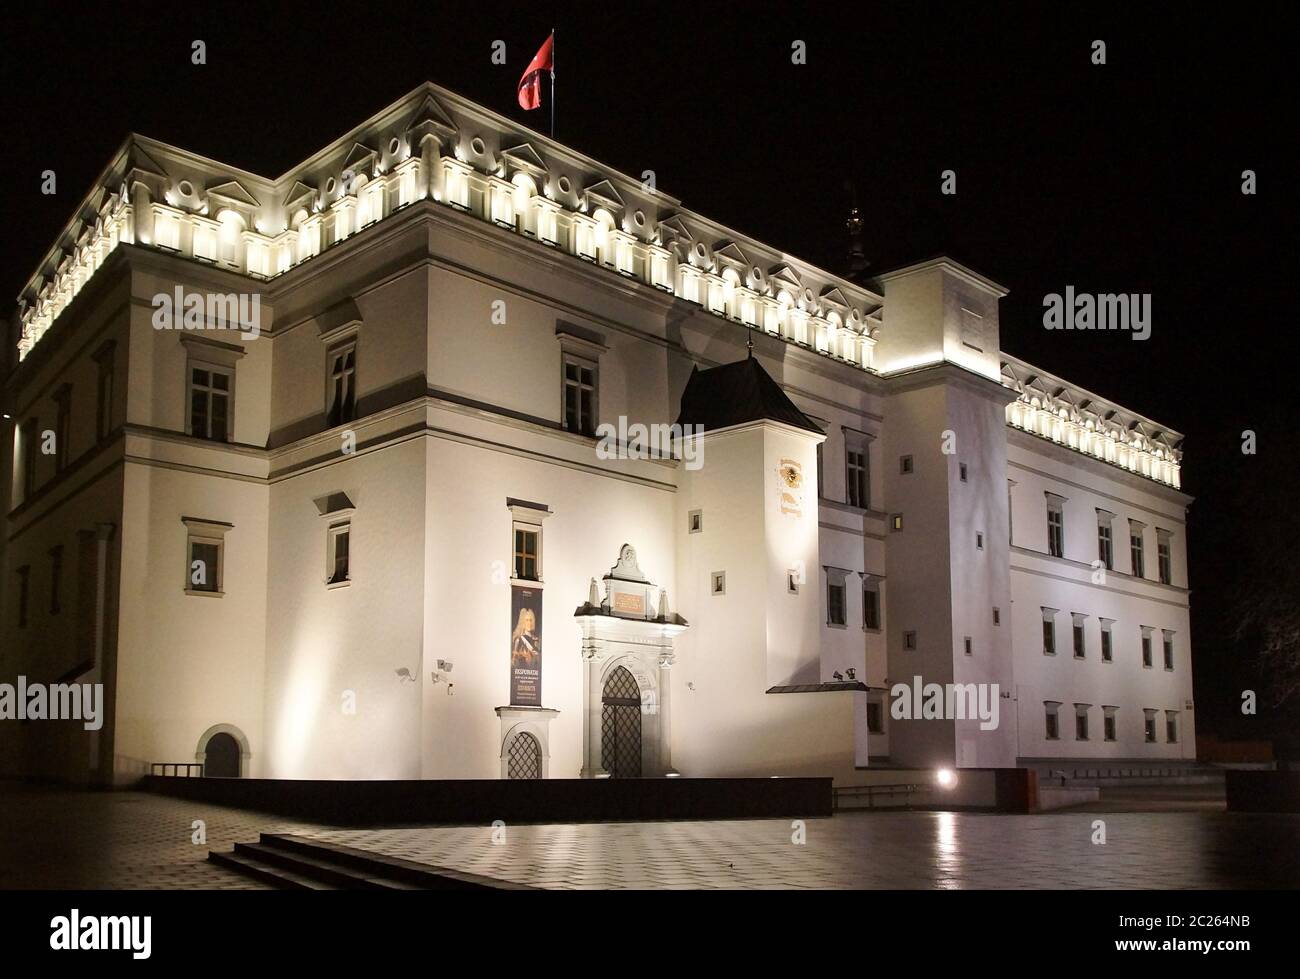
(517, 32, 554, 111)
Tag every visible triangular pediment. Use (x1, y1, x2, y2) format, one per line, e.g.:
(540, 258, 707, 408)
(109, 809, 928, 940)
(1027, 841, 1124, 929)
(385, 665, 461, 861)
(501, 142, 548, 175)
(768, 263, 803, 291)
(283, 180, 317, 210)
(657, 215, 693, 242)
(207, 180, 260, 207)
(584, 179, 625, 211)
(713, 240, 751, 268)
(819, 285, 852, 309)
(343, 142, 377, 171)
(403, 92, 459, 138)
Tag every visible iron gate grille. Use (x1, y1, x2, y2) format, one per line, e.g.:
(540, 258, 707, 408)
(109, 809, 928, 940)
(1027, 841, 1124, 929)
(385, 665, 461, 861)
(601, 666, 642, 778)
(507, 732, 542, 780)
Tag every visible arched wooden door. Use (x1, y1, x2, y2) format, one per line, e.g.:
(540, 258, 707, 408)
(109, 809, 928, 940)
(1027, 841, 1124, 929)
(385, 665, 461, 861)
(601, 666, 642, 778)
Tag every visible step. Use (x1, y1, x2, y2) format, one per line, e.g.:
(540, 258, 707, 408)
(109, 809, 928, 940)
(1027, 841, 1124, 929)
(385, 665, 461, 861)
(208, 849, 337, 890)
(260, 834, 535, 890)
(233, 841, 417, 890)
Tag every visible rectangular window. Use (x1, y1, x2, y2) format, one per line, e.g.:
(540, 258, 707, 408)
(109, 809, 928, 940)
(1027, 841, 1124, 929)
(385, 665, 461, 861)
(863, 585, 880, 630)
(1130, 527, 1145, 578)
(49, 545, 63, 614)
(993, 606, 1001, 626)
(1097, 518, 1113, 570)
(815, 442, 825, 498)
(1042, 610, 1057, 655)
(976, 531, 984, 550)
(1073, 618, 1086, 659)
(16, 565, 30, 628)
(1141, 627, 1154, 668)
(711, 571, 726, 595)
(562, 355, 597, 436)
(903, 630, 917, 651)
(1100, 623, 1113, 662)
(188, 540, 221, 593)
(95, 342, 115, 441)
(1163, 631, 1175, 670)
(20, 419, 38, 502)
(327, 341, 358, 427)
(1157, 531, 1173, 585)
(1075, 705, 1090, 741)
(189, 365, 233, 441)
(1165, 710, 1179, 744)
(1144, 710, 1158, 743)
(899, 455, 913, 475)
(964, 636, 972, 656)
(54, 386, 71, 472)
(959, 462, 968, 482)
(845, 446, 869, 508)
(1046, 499, 1064, 558)
(1045, 703, 1060, 740)
(513, 525, 540, 581)
(327, 522, 351, 585)
(827, 578, 847, 626)
(866, 700, 883, 734)
(1104, 708, 1117, 742)
(688, 509, 703, 533)
(183, 517, 231, 596)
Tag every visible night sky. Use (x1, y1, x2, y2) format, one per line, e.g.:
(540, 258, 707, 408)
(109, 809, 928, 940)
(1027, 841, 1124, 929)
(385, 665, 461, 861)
(2, 3, 1289, 736)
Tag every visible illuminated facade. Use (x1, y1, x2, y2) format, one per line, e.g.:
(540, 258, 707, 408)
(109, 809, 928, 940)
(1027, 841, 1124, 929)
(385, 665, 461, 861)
(1, 83, 1193, 786)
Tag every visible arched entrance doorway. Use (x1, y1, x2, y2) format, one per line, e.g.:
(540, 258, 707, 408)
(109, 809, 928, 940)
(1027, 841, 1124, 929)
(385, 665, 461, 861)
(601, 665, 642, 778)
(204, 732, 241, 778)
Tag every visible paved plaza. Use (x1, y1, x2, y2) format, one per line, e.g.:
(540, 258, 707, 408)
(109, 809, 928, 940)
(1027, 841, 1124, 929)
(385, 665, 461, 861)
(1, 782, 1294, 889)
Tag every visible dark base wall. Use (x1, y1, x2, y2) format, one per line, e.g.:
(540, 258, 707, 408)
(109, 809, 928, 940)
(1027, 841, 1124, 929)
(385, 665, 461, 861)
(144, 775, 832, 825)
(1226, 770, 1300, 813)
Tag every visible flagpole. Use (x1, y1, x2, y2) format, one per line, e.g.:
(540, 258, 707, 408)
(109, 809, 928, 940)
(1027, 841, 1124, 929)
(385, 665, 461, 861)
(550, 28, 555, 138)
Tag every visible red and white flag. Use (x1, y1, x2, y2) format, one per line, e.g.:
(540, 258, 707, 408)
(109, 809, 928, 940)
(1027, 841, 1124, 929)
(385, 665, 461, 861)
(517, 32, 554, 111)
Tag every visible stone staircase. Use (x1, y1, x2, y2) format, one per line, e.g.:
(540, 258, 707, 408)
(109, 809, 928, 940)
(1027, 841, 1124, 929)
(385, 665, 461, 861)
(209, 833, 533, 890)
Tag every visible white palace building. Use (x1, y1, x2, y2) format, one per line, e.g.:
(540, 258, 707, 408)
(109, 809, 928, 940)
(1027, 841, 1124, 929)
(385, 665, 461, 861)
(0, 83, 1194, 789)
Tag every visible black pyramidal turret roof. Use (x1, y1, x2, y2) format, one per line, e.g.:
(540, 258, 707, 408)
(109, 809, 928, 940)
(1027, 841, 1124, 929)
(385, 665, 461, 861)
(674, 356, 823, 435)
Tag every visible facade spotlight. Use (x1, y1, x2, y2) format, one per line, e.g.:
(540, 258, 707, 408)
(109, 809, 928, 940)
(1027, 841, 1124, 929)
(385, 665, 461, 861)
(936, 768, 957, 789)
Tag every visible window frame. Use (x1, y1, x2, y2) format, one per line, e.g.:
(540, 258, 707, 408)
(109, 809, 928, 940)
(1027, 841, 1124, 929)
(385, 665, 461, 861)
(1074, 704, 1091, 741)
(1156, 529, 1173, 585)
(512, 522, 542, 582)
(53, 384, 72, 472)
(187, 361, 235, 442)
(326, 520, 352, 587)
(1044, 702, 1061, 741)
(560, 352, 598, 437)
(1046, 494, 1065, 558)
(863, 580, 881, 631)
(182, 517, 232, 597)
(94, 340, 116, 442)
(326, 338, 359, 429)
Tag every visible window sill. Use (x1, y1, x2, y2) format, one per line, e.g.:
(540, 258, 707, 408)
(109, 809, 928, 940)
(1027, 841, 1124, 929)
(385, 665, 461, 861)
(184, 588, 224, 598)
(326, 578, 351, 590)
(826, 622, 847, 630)
(510, 576, 544, 587)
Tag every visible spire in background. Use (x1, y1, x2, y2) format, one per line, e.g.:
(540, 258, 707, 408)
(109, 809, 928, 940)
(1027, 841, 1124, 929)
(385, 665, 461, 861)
(844, 181, 870, 283)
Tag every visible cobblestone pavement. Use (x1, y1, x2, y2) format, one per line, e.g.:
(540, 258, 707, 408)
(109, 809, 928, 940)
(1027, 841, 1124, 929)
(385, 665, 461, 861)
(2, 782, 1295, 889)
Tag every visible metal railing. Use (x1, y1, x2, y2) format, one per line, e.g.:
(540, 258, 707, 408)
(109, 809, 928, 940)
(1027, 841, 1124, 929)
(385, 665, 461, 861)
(150, 762, 204, 777)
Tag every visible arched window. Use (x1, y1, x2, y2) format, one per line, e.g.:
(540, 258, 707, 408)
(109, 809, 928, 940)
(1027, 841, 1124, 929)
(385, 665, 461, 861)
(506, 731, 542, 780)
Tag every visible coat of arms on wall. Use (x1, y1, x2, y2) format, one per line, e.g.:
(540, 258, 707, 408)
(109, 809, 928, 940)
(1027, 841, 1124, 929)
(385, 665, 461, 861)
(777, 458, 804, 517)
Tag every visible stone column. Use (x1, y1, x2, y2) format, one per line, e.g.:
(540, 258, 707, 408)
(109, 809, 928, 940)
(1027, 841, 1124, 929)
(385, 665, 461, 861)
(659, 648, 678, 776)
